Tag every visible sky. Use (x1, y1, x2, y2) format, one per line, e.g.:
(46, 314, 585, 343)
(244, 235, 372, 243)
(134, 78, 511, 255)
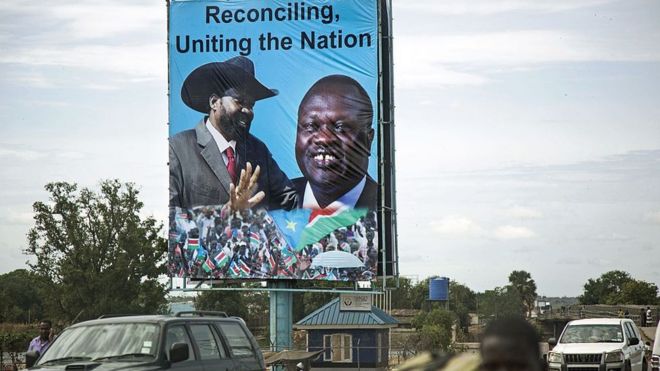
(0, 0, 658, 297)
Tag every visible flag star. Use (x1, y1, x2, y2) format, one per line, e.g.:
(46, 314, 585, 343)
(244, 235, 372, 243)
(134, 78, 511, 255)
(286, 220, 297, 231)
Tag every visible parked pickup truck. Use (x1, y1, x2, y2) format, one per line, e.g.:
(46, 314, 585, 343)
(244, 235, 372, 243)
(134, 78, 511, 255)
(547, 318, 648, 371)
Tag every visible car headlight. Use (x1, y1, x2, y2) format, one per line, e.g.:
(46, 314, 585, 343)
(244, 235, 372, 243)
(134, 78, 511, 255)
(651, 355, 659, 366)
(548, 352, 563, 363)
(604, 351, 624, 363)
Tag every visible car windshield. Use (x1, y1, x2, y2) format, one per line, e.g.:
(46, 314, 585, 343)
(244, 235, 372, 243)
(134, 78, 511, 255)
(560, 324, 624, 343)
(38, 322, 160, 365)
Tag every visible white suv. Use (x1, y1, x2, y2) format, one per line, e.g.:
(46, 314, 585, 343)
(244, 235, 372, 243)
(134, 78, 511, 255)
(547, 318, 647, 371)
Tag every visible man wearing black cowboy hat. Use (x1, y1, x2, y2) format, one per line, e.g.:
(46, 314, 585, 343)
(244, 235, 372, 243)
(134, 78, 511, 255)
(170, 56, 297, 211)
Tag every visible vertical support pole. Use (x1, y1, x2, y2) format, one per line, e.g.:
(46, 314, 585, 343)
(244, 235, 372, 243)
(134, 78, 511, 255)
(269, 281, 293, 353)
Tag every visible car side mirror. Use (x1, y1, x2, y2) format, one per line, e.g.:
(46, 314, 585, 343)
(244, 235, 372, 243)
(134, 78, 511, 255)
(169, 342, 189, 363)
(645, 341, 651, 346)
(25, 351, 39, 368)
(548, 338, 557, 346)
(628, 337, 639, 346)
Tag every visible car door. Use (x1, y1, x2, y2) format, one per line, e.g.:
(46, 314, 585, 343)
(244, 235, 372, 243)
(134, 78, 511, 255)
(188, 323, 236, 371)
(215, 321, 262, 371)
(623, 321, 644, 370)
(164, 324, 203, 371)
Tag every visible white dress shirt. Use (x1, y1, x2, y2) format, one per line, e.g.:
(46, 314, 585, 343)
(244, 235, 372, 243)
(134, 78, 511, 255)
(206, 119, 236, 165)
(302, 176, 367, 210)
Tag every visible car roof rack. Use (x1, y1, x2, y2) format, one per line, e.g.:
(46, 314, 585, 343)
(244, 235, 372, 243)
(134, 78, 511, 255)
(175, 311, 228, 318)
(97, 314, 136, 319)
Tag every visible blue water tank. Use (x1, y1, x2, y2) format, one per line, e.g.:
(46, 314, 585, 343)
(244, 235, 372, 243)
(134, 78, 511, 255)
(429, 277, 449, 301)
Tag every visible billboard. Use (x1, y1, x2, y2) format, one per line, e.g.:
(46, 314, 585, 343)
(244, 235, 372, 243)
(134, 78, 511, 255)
(167, 0, 386, 281)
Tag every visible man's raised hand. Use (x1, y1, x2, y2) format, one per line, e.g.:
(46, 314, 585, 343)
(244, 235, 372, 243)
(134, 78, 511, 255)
(228, 162, 265, 212)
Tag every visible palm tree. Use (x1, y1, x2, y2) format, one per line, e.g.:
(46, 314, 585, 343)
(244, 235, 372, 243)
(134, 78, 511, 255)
(508, 270, 538, 317)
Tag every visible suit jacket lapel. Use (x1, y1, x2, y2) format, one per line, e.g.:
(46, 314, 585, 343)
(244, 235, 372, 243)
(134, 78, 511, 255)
(355, 176, 378, 209)
(196, 120, 233, 193)
(235, 137, 249, 172)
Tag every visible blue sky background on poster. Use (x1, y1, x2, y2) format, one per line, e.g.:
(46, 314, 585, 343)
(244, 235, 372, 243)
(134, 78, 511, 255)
(168, 0, 378, 179)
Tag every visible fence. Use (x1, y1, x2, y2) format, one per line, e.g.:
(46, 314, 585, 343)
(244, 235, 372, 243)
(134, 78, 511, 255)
(1, 352, 25, 371)
(537, 305, 657, 328)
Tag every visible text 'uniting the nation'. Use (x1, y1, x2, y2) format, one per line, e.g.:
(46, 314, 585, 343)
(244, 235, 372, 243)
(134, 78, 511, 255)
(173, 2, 373, 57)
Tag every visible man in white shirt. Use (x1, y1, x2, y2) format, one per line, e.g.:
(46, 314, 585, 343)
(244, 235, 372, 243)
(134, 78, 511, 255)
(292, 75, 377, 211)
(196, 207, 215, 243)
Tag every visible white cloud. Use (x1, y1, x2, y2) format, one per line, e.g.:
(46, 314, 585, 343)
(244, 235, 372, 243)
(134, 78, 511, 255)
(493, 225, 536, 239)
(0, 43, 166, 81)
(555, 256, 583, 265)
(0, 1, 163, 40)
(0, 148, 87, 161)
(57, 151, 86, 160)
(430, 216, 484, 236)
(393, 62, 489, 88)
(394, 28, 660, 88)
(0, 148, 47, 161)
(9, 72, 58, 89)
(48, 3, 164, 41)
(395, 0, 614, 15)
(0, 210, 35, 225)
(505, 206, 543, 219)
(592, 232, 631, 241)
(398, 31, 660, 67)
(644, 211, 660, 225)
(0, 0, 166, 86)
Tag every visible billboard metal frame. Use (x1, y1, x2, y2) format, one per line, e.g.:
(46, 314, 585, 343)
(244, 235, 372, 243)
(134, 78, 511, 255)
(168, 278, 385, 295)
(377, 0, 398, 283)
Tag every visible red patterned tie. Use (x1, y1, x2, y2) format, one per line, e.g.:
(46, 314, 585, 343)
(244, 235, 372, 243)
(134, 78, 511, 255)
(225, 147, 237, 184)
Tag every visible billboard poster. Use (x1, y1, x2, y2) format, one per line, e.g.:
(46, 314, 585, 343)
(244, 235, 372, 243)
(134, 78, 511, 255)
(167, 0, 380, 281)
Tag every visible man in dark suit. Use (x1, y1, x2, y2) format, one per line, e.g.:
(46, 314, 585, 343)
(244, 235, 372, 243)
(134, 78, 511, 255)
(170, 56, 297, 211)
(293, 75, 377, 210)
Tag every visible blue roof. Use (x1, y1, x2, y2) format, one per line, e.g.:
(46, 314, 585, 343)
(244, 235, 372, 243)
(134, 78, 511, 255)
(295, 298, 398, 328)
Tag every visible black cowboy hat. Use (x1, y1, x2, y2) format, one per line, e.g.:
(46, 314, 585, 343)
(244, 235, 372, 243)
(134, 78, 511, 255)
(181, 56, 278, 113)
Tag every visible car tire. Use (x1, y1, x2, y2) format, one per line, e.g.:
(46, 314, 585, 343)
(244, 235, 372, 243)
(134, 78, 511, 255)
(625, 360, 631, 371)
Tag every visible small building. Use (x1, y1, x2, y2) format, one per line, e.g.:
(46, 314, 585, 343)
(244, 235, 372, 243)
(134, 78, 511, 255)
(294, 296, 398, 371)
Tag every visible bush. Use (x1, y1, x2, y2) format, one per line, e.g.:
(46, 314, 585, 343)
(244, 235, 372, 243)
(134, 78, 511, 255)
(0, 323, 36, 369)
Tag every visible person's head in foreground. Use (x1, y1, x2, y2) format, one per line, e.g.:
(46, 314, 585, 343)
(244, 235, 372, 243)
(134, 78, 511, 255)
(480, 317, 543, 371)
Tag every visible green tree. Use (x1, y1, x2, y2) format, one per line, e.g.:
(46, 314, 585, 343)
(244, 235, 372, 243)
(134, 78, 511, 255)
(410, 278, 431, 310)
(0, 269, 44, 323)
(410, 308, 455, 351)
(0, 324, 36, 368)
(302, 291, 336, 320)
(508, 270, 537, 317)
(448, 281, 476, 333)
(194, 290, 250, 319)
(291, 280, 353, 321)
(477, 287, 524, 322)
(25, 180, 167, 323)
(617, 280, 658, 305)
(193, 284, 269, 325)
(388, 277, 415, 309)
(579, 270, 633, 304)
